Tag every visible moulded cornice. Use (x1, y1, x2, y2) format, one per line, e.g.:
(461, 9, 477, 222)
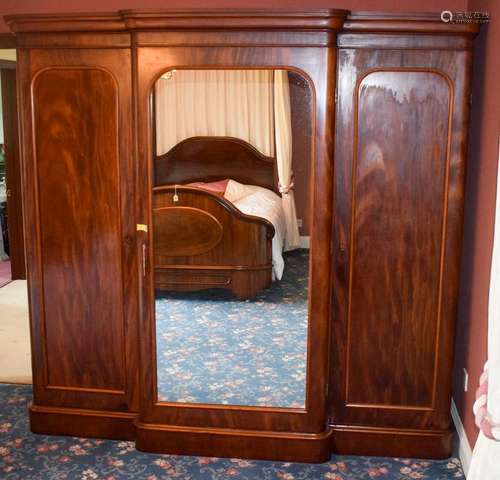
(4, 10, 480, 45)
(5, 9, 349, 33)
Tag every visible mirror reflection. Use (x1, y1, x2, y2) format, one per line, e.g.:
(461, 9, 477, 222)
(152, 69, 312, 408)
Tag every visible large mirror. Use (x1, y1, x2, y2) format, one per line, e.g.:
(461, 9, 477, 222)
(152, 69, 313, 408)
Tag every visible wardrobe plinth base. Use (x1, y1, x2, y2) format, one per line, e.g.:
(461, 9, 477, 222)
(30, 408, 453, 461)
(331, 424, 453, 459)
(135, 421, 333, 463)
(29, 405, 137, 441)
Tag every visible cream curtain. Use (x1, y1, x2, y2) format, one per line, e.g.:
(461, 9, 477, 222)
(155, 69, 301, 250)
(274, 70, 300, 250)
(469, 138, 500, 479)
(155, 69, 274, 156)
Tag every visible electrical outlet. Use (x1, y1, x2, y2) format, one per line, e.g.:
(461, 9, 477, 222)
(463, 368, 469, 392)
(297, 218, 303, 228)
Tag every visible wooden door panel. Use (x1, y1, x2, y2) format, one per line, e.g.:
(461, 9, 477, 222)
(347, 71, 451, 408)
(19, 47, 138, 413)
(331, 47, 471, 431)
(33, 68, 125, 392)
(135, 43, 336, 436)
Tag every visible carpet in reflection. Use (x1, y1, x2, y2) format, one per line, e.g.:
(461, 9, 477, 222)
(155, 249, 308, 407)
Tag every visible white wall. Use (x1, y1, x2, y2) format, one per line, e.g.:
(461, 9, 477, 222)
(0, 49, 16, 62)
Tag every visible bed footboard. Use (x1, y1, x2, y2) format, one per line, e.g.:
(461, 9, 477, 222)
(153, 186, 274, 299)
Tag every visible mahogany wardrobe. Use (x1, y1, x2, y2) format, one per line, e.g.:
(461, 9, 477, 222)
(5, 10, 478, 462)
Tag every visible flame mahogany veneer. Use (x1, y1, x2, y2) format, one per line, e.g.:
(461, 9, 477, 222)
(4, 9, 478, 462)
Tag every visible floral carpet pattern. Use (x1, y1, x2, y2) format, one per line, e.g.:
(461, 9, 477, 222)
(0, 384, 465, 479)
(155, 250, 309, 407)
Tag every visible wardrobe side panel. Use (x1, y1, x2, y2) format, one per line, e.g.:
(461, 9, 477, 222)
(19, 48, 139, 413)
(331, 46, 471, 433)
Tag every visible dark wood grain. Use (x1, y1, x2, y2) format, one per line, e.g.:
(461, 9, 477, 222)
(18, 47, 139, 414)
(1, 67, 25, 279)
(154, 206, 224, 257)
(289, 71, 313, 235)
(153, 186, 273, 299)
(0, 33, 16, 48)
(135, 422, 332, 462)
(347, 70, 451, 408)
(330, 31, 474, 458)
(5, 10, 348, 33)
(33, 68, 125, 391)
(343, 11, 479, 36)
(155, 136, 277, 192)
(331, 424, 453, 459)
(30, 405, 136, 441)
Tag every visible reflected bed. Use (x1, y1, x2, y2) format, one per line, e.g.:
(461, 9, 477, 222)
(153, 136, 284, 299)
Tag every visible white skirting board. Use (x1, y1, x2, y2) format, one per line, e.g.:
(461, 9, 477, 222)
(451, 398, 473, 476)
(299, 236, 310, 249)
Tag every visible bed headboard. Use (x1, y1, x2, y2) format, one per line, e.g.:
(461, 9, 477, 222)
(154, 136, 277, 192)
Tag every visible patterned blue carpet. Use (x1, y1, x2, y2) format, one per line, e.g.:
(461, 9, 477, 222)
(155, 250, 309, 407)
(0, 384, 465, 479)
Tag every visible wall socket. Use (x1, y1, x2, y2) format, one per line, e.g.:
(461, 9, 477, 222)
(463, 368, 469, 392)
(297, 218, 303, 228)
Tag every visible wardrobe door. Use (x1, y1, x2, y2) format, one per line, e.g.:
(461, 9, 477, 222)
(17, 46, 139, 435)
(330, 41, 473, 458)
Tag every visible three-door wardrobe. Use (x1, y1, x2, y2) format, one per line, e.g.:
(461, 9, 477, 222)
(5, 9, 478, 462)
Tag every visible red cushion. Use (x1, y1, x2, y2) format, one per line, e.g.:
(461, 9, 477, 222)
(186, 179, 229, 196)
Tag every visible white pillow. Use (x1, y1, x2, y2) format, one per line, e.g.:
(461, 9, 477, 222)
(223, 179, 258, 203)
(232, 188, 282, 214)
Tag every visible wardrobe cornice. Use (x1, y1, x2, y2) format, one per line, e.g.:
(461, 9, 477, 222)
(5, 10, 480, 36)
(4, 12, 125, 33)
(339, 12, 480, 50)
(5, 9, 349, 34)
(343, 12, 480, 36)
(6, 10, 479, 50)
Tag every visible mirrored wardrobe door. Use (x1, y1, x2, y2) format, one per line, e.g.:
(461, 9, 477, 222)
(150, 68, 313, 409)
